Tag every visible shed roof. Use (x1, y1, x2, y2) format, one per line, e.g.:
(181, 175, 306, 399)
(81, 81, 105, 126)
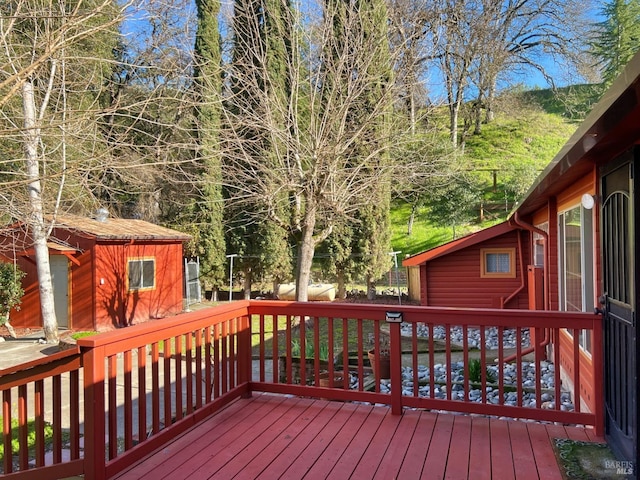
(402, 221, 516, 266)
(54, 215, 191, 242)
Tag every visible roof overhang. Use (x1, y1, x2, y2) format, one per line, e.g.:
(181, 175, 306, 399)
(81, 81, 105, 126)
(512, 51, 640, 218)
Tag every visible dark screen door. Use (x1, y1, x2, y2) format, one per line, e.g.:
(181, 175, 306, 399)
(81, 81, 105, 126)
(601, 150, 638, 463)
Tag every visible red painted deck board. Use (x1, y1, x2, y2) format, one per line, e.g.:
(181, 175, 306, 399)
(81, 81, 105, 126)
(489, 417, 515, 480)
(112, 394, 603, 480)
(469, 416, 492, 480)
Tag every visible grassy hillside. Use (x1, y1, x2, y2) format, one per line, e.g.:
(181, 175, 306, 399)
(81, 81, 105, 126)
(390, 85, 603, 258)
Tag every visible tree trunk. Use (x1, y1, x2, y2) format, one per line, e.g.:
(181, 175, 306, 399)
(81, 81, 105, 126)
(449, 104, 459, 148)
(295, 207, 317, 302)
(23, 81, 58, 344)
(366, 275, 376, 300)
(407, 203, 416, 236)
(243, 268, 252, 300)
(336, 269, 346, 299)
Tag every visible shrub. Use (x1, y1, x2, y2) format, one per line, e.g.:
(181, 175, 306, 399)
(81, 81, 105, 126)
(468, 358, 497, 384)
(0, 263, 25, 324)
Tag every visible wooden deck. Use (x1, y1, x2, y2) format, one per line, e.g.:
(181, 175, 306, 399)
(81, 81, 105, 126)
(112, 393, 603, 480)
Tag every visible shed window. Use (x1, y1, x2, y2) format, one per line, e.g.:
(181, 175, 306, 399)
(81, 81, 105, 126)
(128, 258, 155, 290)
(481, 248, 515, 278)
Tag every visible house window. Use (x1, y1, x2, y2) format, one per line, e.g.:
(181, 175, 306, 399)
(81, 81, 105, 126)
(558, 205, 593, 353)
(128, 258, 155, 291)
(480, 248, 516, 278)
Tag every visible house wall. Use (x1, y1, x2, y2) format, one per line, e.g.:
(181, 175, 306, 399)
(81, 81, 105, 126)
(420, 230, 530, 309)
(94, 242, 184, 330)
(5, 228, 185, 331)
(70, 250, 95, 331)
(531, 168, 600, 416)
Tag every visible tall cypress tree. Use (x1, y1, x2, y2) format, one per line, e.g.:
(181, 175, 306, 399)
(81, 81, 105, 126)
(225, 0, 293, 297)
(324, 0, 394, 298)
(193, 0, 227, 298)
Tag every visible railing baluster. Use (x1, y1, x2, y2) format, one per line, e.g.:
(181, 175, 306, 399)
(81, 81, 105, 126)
(534, 327, 543, 409)
(138, 346, 147, 443)
(341, 317, 349, 389)
(357, 319, 364, 391)
(124, 349, 133, 450)
(53, 374, 62, 463)
(108, 355, 118, 460)
(230, 318, 237, 389)
(313, 317, 321, 386)
(498, 327, 504, 405)
(445, 324, 452, 401)
(195, 329, 203, 407)
(3, 389, 12, 474)
(34, 379, 45, 467)
(18, 384, 27, 469)
(221, 322, 228, 394)
(573, 331, 581, 413)
(175, 336, 183, 421)
(205, 327, 213, 402)
(151, 342, 160, 434)
(258, 314, 265, 383)
(412, 323, 418, 397)
(186, 332, 193, 414)
(214, 323, 221, 396)
(299, 314, 306, 385)
(516, 326, 523, 407)
(285, 316, 292, 384)
(463, 324, 469, 402)
(480, 327, 487, 403)
(70, 369, 80, 459)
(428, 322, 434, 400)
(163, 338, 172, 428)
(271, 315, 278, 384)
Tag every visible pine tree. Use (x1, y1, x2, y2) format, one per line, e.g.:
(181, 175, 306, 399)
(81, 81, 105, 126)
(591, 0, 640, 84)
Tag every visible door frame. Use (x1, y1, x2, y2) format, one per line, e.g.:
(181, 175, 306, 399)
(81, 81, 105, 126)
(600, 148, 639, 463)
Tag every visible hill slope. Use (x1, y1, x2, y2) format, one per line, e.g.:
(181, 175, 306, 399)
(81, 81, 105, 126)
(391, 84, 603, 258)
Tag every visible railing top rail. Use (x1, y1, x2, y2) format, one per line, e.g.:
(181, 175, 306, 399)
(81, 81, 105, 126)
(247, 300, 602, 329)
(77, 300, 251, 349)
(0, 345, 80, 377)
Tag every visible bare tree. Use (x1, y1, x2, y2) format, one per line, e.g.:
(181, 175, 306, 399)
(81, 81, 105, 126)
(222, 0, 410, 301)
(0, 0, 125, 342)
(0, 0, 203, 340)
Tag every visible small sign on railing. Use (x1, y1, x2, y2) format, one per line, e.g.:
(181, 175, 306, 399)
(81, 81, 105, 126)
(385, 311, 403, 323)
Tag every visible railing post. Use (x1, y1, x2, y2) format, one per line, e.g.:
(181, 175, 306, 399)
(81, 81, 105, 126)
(82, 345, 106, 480)
(387, 312, 403, 415)
(239, 314, 253, 398)
(592, 313, 605, 436)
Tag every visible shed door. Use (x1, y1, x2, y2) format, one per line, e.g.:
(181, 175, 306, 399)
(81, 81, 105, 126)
(601, 151, 638, 462)
(50, 255, 69, 329)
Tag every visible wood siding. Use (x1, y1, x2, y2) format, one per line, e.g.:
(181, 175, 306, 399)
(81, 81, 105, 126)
(421, 230, 530, 309)
(94, 242, 184, 330)
(5, 227, 185, 331)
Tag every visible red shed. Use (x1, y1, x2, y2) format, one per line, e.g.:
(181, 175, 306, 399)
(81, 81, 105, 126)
(403, 222, 532, 309)
(1, 215, 191, 331)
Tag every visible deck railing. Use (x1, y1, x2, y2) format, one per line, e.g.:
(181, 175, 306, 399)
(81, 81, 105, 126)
(0, 300, 603, 479)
